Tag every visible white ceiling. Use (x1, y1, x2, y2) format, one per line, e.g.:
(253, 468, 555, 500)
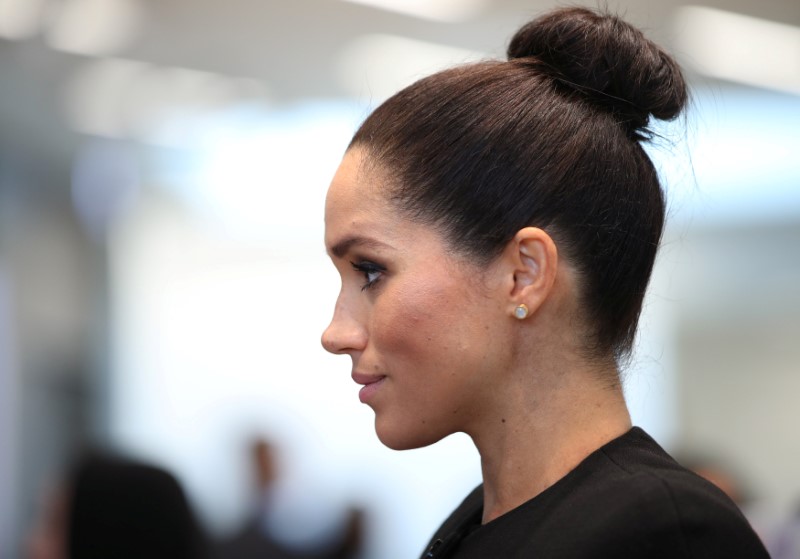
(0, 0, 798, 198)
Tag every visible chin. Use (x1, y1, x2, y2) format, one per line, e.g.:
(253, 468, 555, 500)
(374, 416, 448, 451)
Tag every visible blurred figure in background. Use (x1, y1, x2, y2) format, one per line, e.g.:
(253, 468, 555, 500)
(675, 449, 800, 556)
(218, 437, 364, 559)
(677, 451, 752, 507)
(26, 452, 211, 559)
(771, 502, 800, 559)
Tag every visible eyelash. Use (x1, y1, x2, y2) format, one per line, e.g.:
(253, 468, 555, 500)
(350, 260, 385, 291)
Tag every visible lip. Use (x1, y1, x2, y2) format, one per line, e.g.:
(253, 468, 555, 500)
(352, 372, 387, 404)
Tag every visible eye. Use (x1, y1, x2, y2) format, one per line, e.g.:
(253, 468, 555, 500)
(350, 260, 385, 291)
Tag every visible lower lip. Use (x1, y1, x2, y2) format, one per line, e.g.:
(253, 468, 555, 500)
(358, 377, 386, 403)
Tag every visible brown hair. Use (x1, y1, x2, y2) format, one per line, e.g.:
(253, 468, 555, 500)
(349, 7, 687, 361)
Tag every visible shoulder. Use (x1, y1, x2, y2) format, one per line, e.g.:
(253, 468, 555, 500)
(423, 429, 769, 559)
(579, 428, 769, 559)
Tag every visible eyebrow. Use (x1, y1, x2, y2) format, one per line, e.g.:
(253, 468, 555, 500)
(328, 235, 391, 259)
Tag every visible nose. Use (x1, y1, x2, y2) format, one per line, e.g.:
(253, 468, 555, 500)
(321, 296, 367, 355)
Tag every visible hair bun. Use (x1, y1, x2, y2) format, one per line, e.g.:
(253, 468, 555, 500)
(507, 7, 687, 138)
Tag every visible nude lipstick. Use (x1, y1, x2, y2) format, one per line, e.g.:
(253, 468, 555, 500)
(352, 372, 386, 404)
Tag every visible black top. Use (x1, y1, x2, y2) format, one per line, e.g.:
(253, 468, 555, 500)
(421, 428, 769, 559)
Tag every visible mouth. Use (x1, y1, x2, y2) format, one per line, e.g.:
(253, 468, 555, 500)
(352, 372, 387, 404)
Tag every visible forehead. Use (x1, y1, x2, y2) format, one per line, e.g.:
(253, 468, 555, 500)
(326, 147, 383, 202)
(323, 149, 489, 285)
(325, 149, 391, 239)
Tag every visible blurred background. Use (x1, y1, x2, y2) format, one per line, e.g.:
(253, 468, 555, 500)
(1, 0, 799, 557)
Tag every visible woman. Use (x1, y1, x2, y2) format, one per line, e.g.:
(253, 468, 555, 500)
(321, 7, 768, 558)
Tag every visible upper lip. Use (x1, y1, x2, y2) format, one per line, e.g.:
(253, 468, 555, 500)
(352, 371, 386, 385)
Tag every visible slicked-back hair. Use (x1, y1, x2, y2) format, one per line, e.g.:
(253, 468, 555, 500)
(349, 7, 687, 363)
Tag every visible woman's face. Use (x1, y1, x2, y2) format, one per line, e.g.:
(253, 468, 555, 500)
(322, 148, 513, 450)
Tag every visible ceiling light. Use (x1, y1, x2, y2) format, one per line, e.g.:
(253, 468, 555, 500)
(61, 57, 149, 138)
(340, 0, 488, 23)
(61, 56, 270, 143)
(337, 34, 488, 101)
(46, 0, 143, 56)
(0, 0, 47, 40)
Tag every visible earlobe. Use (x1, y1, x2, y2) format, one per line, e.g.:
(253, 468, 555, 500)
(508, 227, 558, 318)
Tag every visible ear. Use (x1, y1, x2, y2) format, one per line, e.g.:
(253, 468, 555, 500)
(506, 227, 558, 319)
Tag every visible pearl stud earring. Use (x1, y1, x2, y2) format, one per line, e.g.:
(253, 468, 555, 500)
(514, 304, 529, 320)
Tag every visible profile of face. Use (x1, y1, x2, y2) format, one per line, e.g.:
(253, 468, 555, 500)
(322, 148, 530, 450)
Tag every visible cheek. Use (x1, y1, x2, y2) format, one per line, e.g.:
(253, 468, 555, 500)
(372, 277, 466, 361)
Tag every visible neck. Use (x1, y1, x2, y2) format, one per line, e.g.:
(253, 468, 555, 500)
(469, 362, 631, 524)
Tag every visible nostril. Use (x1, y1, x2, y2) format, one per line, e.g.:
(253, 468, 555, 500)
(321, 297, 367, 355)
(321, 317, 365, 355)
(321, 324, 348, 355)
